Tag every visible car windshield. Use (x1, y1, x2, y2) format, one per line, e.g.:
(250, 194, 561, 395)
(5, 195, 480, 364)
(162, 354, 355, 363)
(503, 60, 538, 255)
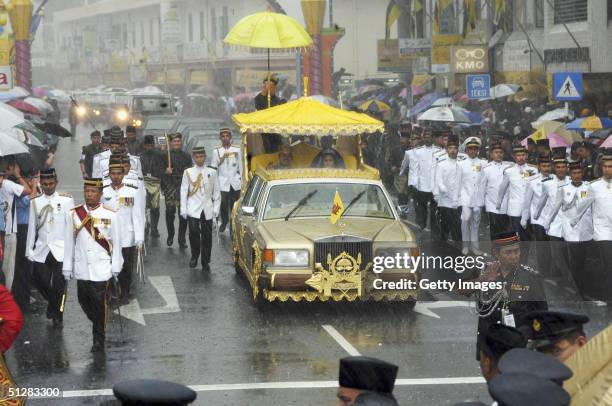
(263, 182, 394, 220)
(145, 117, 178, 130)
(132, 97, 173, 114)
(185, 131, 219, 158)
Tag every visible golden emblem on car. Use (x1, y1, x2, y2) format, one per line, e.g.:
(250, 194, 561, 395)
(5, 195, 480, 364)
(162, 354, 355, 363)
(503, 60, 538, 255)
(306, 251, 362, 299)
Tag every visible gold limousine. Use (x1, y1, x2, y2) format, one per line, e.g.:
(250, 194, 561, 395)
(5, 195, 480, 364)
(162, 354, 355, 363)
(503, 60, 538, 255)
(230, 96, 420, 304)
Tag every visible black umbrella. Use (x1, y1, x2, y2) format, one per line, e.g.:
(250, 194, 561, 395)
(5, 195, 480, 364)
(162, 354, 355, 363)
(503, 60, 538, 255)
(34, 122, 72, 138)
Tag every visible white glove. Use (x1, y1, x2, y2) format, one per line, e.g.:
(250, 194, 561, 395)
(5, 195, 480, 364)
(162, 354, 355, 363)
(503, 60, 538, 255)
(520, 219, 527, 229)
(180, 212, 187, 220)
(135, 241, 144, 248)
(63, 273, 72, 281)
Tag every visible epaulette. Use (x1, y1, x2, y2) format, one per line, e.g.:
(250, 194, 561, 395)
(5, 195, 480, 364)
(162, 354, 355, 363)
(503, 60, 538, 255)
(231, 144, 240, 148)
(58, 192, 73, 198)
(103, 204, 117, 212)
(520, 264, 539, 275)
(434, 150, 446, 156)
(590, 177, 603, 184)
(414, 145, 425, 150)
(457, 155, 467, 161)
(502, 165, 513, 173)
(125, 184, 138, 189)
(482, 162, 494, 168)
(541, 177, 553, 182)
(527, 163, 537, 168)
(437, 158, 447, 163)
(207, 165, 218, 170)
(103, 184, 111, 188)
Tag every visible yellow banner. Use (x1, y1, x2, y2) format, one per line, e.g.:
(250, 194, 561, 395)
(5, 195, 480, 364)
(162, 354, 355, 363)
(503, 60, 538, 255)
(190, 70, 209, 85)
(330, 191, 345, 225)
(431, 34, 462, 65)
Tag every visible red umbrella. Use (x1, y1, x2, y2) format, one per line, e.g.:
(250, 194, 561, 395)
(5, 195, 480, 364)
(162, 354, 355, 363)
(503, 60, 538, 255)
(6, 99, 41, 115)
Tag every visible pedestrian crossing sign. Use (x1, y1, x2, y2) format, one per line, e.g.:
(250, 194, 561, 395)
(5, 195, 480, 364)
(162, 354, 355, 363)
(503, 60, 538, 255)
(553, 72, 583, 101)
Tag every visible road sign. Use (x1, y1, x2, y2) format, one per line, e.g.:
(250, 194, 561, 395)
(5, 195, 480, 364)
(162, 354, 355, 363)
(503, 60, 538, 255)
(466, 74, 490, 99)
(553, 72, 583, 101)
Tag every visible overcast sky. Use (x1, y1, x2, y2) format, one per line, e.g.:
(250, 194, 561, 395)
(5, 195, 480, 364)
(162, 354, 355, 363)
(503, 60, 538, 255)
(277, 0, 317, 25)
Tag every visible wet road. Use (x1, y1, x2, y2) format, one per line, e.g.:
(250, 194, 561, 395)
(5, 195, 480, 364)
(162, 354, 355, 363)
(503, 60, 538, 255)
(7, 124, 611, 405)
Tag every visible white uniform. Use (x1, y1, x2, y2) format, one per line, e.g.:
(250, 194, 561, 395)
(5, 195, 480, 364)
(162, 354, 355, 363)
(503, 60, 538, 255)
(210, 145, 242, 192)
(399, 149, 418, 187)
(92, 150, 111, 179)
(433, 156, 460, 208)
(63, 204, 124, 281)
(538, 177, 570, 238)
(549, 182, 593, 242)
(572, 178, 612, 241)
(412, 145, 441, 193)
(26, 192, 75, 263)
(457, 156, 486, 247)
(497, 163, 539, 217)
(521, 174, 551, 228)
(102, 184, 145, 248)
(477, 161, 509, 214)
(180, 165, 221, 220)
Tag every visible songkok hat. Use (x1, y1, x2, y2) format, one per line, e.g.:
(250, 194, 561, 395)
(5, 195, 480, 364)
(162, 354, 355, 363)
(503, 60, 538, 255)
(536, 139, 550, 148)
(219, 127, 232, 135)
(446, 136, 459, 147)
(40, 168, 57, 179)
(568, 161, 582, 171)
(489, 373, 570, 406)
(110, 126, 124, 143)
(538, 154, 551, 164)
(167, 132, 182, 141)
(493, 231, 520, 247)
(489, 142, 503, 151)
(84, 177, 103, 188)
(478, 325, 527, 362)
(126, 125, 136, 133)
(144, 135, 155, 145)
(512, 143, 527, 154)
(109, 155, 124, 170)
(263, 74, 279, 84)
(191, 146, 206, 154)
(90, 130, 101, 138)
(339, 356, 398, 394)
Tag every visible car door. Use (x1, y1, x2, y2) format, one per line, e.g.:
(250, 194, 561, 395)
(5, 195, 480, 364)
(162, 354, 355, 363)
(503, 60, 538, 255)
(235, 176, 264, 268)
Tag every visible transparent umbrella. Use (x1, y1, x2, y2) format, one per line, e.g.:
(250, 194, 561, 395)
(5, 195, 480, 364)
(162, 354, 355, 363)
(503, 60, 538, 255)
(0, 130, 31, 156)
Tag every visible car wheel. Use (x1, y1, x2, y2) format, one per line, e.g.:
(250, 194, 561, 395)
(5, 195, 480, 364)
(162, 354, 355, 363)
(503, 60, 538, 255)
(404, 299, 417, 310)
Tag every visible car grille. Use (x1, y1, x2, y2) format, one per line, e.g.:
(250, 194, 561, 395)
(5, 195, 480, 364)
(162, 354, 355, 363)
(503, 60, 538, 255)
(314, 236, 373, 271)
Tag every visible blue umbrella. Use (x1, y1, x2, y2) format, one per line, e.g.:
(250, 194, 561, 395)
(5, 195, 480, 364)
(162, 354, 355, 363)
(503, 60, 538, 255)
(566, 116, 612, 130)
(409, 92, 442, 117)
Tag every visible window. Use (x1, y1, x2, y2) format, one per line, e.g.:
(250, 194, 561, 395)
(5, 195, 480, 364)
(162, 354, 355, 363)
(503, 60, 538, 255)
(211, 8, 217, 41)
(140, 21, 145, 45)
(188, 14, 194, 42)
(149, 19, 154, 46)
(554, 0, 587, 24)
(535, 0, 544, 28)
(220, 6, 229, 39)
(122, 23, 127, 48)
(132, 24, 136, 48)
(200, 11, 206, 40)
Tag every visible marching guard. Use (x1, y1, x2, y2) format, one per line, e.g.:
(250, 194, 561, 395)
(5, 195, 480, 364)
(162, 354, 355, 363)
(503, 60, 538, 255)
(210, 128, 242, 233)
(102, 156, 145, 303)
(412, 130, 441, 232)
(141, 135, 164, 237)
(457, 137, 486, 255)
(180, 147, 221, 271)
(25, 168, 74, 329)
(162, 133, 192, 248)
(63, 178, 123, 352)
(433, 136, 461, 242)
(478, 142, 510, 239)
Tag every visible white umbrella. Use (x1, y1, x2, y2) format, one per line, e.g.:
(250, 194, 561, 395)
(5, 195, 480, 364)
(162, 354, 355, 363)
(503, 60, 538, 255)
(6, 127, 45, 148)
(0, 86, 30, 102)
(418, 106, 471, 123)
(24, 97, 54, 113)
(0, 104, 26, 129)
(0, 130, 31, 156)
(531, 108, 573, 129)
(431, 97, 454, 107)
(488, 84, 521, 99)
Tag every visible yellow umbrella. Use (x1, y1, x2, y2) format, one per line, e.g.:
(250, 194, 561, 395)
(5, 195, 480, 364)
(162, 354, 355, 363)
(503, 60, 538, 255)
(358, 100, 391, 113)
(232, 97, 384, 136)
(224, 11, 312, 71)
(529, 121, 582, 144)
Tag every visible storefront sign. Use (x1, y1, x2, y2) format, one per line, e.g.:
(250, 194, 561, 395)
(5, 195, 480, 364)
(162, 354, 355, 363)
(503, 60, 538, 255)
(160, 1, 181, 44)
(432, 34, 461, 75)
(399, 38, 431, 58)
(451, 46, 488, 73)
(378, 39, 409, 72)
(181, 43, 209, 61)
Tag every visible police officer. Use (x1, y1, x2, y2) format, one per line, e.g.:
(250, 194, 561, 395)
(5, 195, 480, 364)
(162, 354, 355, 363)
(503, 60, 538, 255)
(478, 142, 510, 239)
(25, 169, 74, 328)
(63, 178, 124, 353)
(412, 130, 441, 232)
(102, 156, 145, 304)
(433, 135, 461, 242)
(162, 133, 192, 248)
(497, 143, 539, 261)
(521, 154, 553, 275)
(391, 130, 410, 206)
(523, 310, 589, 361)
(141, 135, 164, 238)
(571, 151, 612, 302)
(79, 131, 102, 178)
(497, 348, 573, 385)
(477, 324, 527, 382)
(459, 231, 548, 360)
(458, 137, 486, 255)
(180, 147, 221, 271)
(488, 373, 571, 406)
(210, 128, 242, 233)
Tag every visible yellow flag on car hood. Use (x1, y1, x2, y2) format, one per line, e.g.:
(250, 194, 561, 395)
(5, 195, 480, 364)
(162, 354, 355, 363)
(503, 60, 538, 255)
(330, 191, 345, 225)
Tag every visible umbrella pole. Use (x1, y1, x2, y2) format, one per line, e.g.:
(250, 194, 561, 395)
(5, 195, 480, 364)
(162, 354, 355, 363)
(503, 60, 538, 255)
(267, 48, 270, 72)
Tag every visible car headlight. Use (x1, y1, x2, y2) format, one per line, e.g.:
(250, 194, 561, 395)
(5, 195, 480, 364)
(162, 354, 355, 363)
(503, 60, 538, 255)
(94, 109, 101, 116)
(116, 109, 128, 121)
(76, 106, 87, 117)
(263, 249, 309, 267)
(134, 119, 143, 127)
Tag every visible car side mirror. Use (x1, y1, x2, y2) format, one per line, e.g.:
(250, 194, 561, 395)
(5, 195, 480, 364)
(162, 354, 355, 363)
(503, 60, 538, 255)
(242, 206, 255, 216)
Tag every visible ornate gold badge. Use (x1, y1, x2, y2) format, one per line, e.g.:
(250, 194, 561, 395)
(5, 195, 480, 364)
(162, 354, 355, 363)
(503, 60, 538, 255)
(306, 252, 362, 299)
(532, 319, 541, 332)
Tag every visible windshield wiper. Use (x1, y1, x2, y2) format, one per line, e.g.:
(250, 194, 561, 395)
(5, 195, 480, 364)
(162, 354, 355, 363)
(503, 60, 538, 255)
(337, 190, 366, 221)
(284, 190, 318, 221)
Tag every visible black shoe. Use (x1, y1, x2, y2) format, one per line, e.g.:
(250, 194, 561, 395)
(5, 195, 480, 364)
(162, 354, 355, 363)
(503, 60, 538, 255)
(178, 240, 188, 249)
(202, 264, 211, 272)
(167, 236, 173, 246)
(46, 307, 52, 320)
(151, 229, 160, 238)
(119, 296, 130, 306)
(189, 257, 198, 268)
(219, 223, 227, 233)
(52, 318, 63, 330)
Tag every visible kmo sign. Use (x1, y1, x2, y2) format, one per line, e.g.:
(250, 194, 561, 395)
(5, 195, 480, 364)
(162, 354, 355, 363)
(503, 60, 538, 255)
(0, 66, 12, 91)
(451, 46, 488, 73)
